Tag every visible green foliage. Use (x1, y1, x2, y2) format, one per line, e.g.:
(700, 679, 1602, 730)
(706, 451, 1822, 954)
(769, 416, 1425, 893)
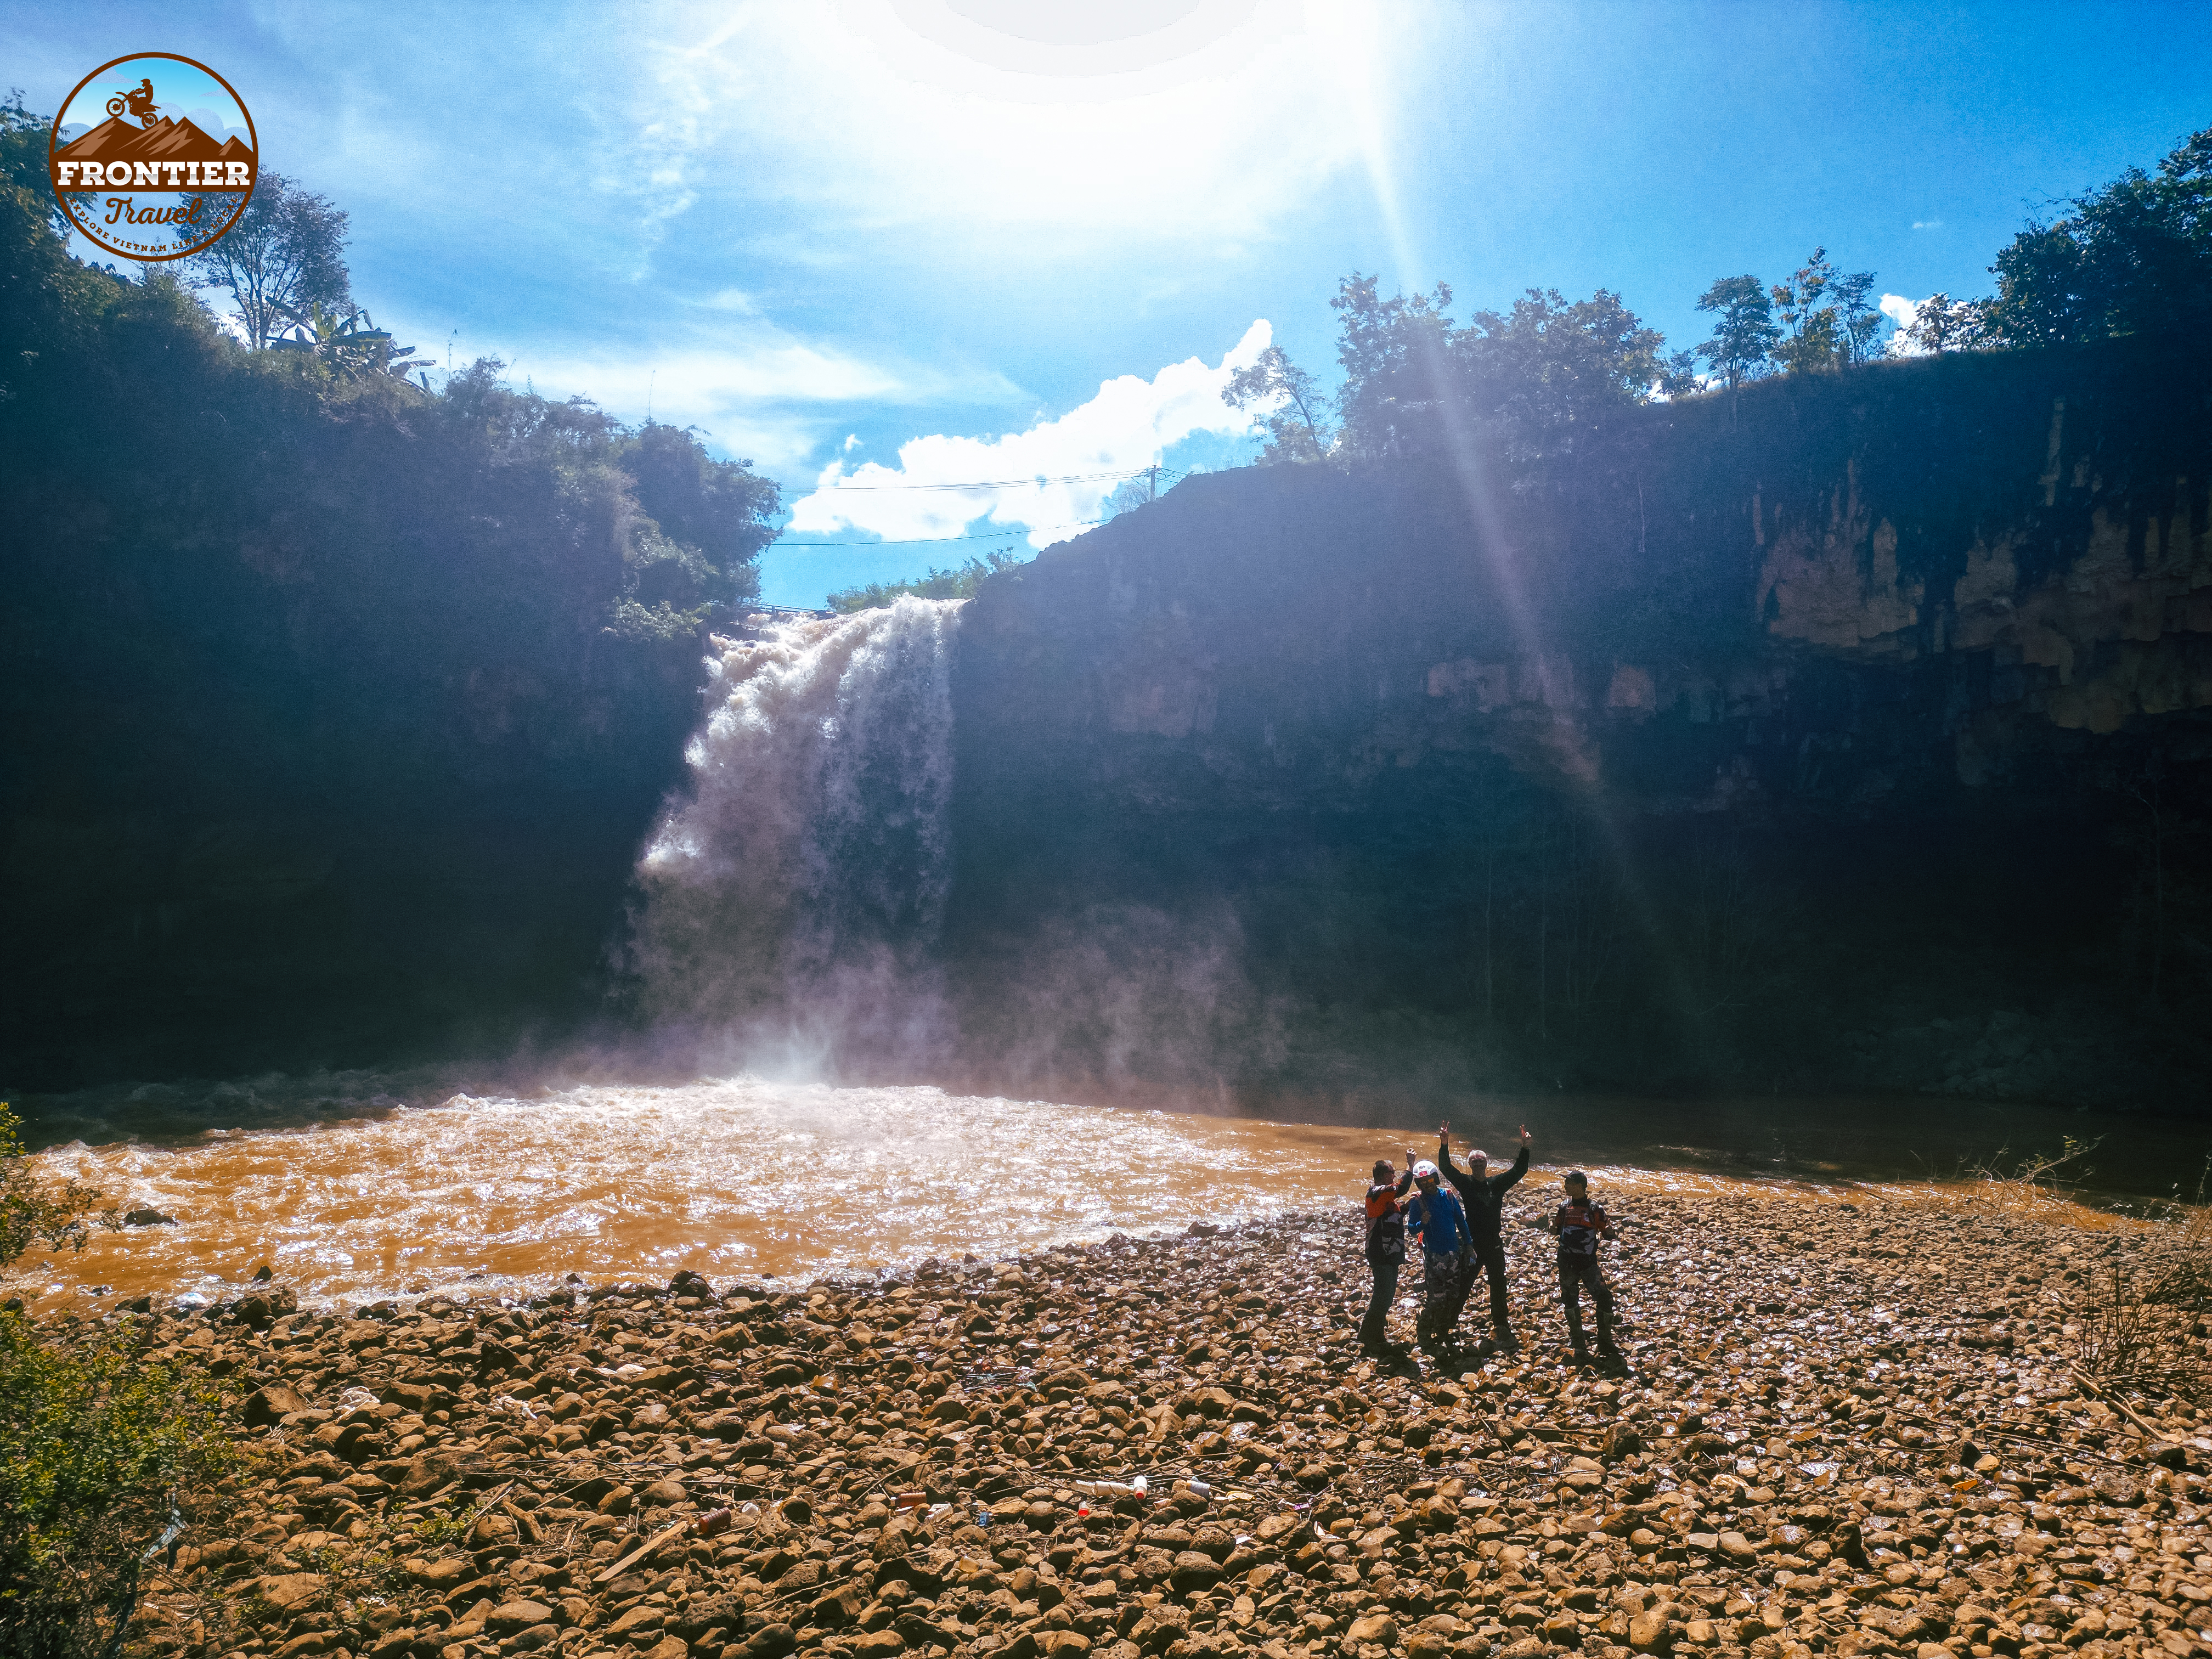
(1693, 274, 1779, 387)
(826, 548, 1026, 613)
(1980, 125, 2212, 347)
(179, 168, 351, 347)
(1769, 247, 1882, 372)
(1327, 272, 1669, 475)
(266, 301, 424, 381)
(1329, 272, 1459, 458)
(1895, 292, 1987, 355)
(2, 89, 70, 240)
(0, 1311, 235, 1658)
(0, 1106, 113, 1271)
(1222, 342, 1333, 461)
(1461, 286, 1666, 471)
(1, 151, 786, 1081)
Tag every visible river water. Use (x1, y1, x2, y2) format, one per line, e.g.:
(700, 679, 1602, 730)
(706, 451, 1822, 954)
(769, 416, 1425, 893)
(20, 1073, 2205, 1314)
(18, 606, 2207, 1313)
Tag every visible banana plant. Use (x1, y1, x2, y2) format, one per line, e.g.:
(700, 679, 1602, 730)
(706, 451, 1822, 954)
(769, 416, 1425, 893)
(266, 303, 425, 381)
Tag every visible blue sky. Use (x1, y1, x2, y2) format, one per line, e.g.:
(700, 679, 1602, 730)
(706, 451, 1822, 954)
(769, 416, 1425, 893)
(14, 2, 2212, 605)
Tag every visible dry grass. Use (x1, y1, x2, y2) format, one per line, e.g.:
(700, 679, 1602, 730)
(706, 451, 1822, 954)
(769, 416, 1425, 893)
(2072, 1258, 2210, 1404)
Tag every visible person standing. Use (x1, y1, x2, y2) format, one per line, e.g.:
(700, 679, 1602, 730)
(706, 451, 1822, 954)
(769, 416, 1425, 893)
(1404, 1160, 1474, 1361)
(1359, 1150, 1416, 1358)
(1545, 1170, 1622, 1368)
(1437, 1122, 1531, 1352)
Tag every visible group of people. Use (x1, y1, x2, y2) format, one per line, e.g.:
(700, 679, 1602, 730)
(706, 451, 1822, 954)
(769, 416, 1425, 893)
(1359, 1124, 1623, 1369)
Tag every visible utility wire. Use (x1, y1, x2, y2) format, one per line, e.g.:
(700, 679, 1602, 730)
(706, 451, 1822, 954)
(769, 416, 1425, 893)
(783, 519, 1105, 548)
(806, 466, 1187, 493)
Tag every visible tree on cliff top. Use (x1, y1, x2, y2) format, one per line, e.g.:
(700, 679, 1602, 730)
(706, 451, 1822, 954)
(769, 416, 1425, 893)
(1222, 342, 1333, 462)
(180, 169, 351, 348)
(1694, 275, 1779, 388)
(1979, 125, 2212, 348)
(1326, 272, 1670, 472)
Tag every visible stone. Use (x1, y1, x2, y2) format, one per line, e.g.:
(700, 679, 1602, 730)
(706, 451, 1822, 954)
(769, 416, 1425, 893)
(253, 1573, 327, 1612)
(488, 1601, 553, 1633)
(1347, 1615, 1398, 1647)
(402, 1556, 468, 1588)
(245, 1383, 311, 1426)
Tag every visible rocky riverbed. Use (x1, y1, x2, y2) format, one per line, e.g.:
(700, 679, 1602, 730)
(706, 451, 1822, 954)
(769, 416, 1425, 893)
(88, 1186, 2212, 1659)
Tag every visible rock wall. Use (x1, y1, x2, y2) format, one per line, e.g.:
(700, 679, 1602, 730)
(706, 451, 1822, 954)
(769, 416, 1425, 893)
(945, 337, 2212, 1111)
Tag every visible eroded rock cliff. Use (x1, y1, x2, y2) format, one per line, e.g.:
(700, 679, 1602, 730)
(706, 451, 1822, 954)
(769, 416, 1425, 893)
(946, 337, 2211, 1111)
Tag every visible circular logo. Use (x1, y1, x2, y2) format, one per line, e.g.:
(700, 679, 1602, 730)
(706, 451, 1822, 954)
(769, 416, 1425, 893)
(47, 52, 258, 262)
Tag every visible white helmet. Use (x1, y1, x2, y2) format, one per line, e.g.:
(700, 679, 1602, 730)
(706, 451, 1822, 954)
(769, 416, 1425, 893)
(1413, 1160, 1440, 1180)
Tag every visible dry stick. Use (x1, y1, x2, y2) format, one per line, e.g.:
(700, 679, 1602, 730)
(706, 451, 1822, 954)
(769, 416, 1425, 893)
(592, 1514, 702, 1586)
(2069, 1367, 2167, 1443)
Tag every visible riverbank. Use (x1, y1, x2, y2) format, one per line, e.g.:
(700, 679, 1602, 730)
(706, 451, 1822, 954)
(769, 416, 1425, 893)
(101, 1185, 2212, 1659)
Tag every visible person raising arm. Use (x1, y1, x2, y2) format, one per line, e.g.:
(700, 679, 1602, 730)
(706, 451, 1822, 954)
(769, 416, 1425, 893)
(1437, 1121, 1531, 1352)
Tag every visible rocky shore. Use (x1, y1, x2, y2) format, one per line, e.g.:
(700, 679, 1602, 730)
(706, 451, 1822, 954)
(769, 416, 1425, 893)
(94, 1187, 2212, 1659)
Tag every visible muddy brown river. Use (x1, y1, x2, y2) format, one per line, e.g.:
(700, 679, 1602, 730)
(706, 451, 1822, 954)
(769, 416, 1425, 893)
(19, 1075, 2199, 1312)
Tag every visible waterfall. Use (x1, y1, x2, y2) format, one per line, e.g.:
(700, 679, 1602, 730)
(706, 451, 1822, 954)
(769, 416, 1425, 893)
(631, 597, 960, 1070)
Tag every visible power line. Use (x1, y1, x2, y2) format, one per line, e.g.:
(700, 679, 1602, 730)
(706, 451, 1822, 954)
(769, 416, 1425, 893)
(782, 519, 1106, 548)
(807, 466, 1187, 493)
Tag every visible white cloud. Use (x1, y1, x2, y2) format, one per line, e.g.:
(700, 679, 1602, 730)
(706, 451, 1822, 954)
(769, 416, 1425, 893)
(786, 321, 1272, 547)
(1911, 219, 1944, 230)
(420, 323, 1022, 473)
(1881, 294, 1925, 357)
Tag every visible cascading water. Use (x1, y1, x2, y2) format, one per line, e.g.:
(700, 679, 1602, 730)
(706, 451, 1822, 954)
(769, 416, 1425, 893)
(629, 597, 961, 1070)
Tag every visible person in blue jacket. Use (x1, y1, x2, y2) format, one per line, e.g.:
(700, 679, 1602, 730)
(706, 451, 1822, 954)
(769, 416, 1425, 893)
(1403, 1160, 1473, 1359)
(1437, 1122, 1532, 1352)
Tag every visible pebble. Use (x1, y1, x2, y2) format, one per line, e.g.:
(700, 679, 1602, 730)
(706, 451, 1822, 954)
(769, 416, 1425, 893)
(80, 1189, 2212, 1659)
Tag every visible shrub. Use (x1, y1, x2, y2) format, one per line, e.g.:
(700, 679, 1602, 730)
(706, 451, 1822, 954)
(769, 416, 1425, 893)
(0, 1310, 236, 1658)
(0, 1105, 113, 1270)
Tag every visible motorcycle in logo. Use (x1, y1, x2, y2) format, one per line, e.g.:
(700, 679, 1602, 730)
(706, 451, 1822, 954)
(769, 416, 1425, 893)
(46, 52, 258, 262)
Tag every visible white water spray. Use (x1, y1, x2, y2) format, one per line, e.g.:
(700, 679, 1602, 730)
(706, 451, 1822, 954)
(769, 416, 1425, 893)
(631, 599, 960, 1069)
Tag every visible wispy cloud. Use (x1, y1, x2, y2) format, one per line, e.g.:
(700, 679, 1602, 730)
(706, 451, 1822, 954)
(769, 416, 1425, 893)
(492, 326, 1022, 472)
(785, 322, 1273, 547)
(1911, 219, 1944, 230)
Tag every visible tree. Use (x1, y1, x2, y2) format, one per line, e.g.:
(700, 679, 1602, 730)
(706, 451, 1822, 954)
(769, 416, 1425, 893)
(1767, 249, 1884, 372)
(1980, 124, 2212, 347)
(1463, 286, 1667, 449)
(1893, 292, 1988, 355)
(1770, 247, 1840, 374)
(1222, 342, 1333, 462)
(619, 420, 780, 612)
(180, 169, 349, 347)
(1329, 272, 1458, 458)
(1693, 275, 1779, 388)
(1327, 273, 1671, 466)
(1832, 268, 1885, 364)
(1, 90, 70, 241)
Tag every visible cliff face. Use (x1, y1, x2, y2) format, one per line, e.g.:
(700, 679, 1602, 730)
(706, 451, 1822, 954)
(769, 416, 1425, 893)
(946, 338, 2212, 1111)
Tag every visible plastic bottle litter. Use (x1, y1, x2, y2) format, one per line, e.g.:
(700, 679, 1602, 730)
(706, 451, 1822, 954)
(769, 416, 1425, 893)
(1130, 1475, 1149, 1494)
(1186, 1479, 1212, 1498)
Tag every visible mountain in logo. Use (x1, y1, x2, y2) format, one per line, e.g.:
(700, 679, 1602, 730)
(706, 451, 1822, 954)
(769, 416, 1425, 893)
(56, 114, 232, 172)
